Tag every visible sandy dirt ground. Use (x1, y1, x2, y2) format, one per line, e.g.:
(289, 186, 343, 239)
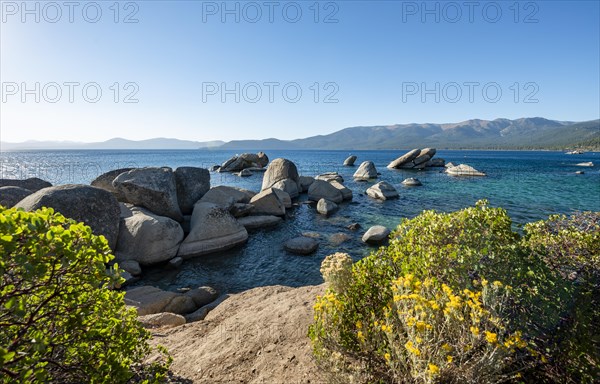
(149, 284, 328, 384)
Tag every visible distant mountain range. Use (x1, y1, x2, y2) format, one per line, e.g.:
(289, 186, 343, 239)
(2, 118, 599, 151)
(0, 137, 225, 150)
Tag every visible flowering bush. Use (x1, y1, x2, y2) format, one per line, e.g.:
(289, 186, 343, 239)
(310, 202, 599, 383)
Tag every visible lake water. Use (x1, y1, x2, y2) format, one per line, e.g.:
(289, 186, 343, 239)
(2, 149, 599, 293)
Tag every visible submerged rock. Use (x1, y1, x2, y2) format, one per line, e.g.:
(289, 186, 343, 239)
(284, 236, 319, 255)
(237, 215, 282, 230)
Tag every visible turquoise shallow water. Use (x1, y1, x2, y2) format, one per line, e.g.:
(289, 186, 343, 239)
(2, 149, 599, 293)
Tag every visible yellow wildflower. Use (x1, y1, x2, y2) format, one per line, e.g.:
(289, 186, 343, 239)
(428, 363, 439, 375)
(485, 331, 498, 344)
(356, 320, 362, 329)
(384, 353, 391, 362)
(405, 341, 421, 356)
(416, 321, 427, 332)
(441, 343, 452, 352)
(446, 355, 453, 363)
(470, 326, 480, 336)
(493, 280, 503, 288)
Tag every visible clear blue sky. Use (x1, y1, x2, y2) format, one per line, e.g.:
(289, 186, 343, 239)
(1, 0, 599, 143)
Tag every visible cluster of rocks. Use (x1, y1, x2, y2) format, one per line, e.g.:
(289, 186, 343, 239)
(0, 150, 495, 329)
(387, 148, 443, 170)
(124, 285, 227, 327)
(216, 152, 269, 176)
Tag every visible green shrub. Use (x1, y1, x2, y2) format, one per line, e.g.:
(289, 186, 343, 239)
(522, 212, 600, 383)
(310, 201, 598, 383)
(0, 206, 170, 383)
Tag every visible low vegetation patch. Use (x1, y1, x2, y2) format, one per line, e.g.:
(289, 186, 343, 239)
(310, 201, 599, 383)
(0, 206, 171, 383)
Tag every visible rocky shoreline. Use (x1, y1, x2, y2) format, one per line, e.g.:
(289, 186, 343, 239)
(0, 149, 487, 326)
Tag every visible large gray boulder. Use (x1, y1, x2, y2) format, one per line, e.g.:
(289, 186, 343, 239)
(272, 188, 292, 209)
(90, 168, 134, 201)
(353, 161, 378, 180)
(271, 179, 300, 199)
(230, 203, 254, 218)
(184, 286, 219, 308)
(366, 181, 399, 200)
(250, 188, 286, 216)
(0, 186, 32, 208)
(330, 180, 353, 201)
(387, 149, 421, 169)
(199, 186, 255, 209)
(15, 184, 120, 249)
(316, 198, 338, 216)
(237, 215, 282, 230)
(0, 177, 51, 192)
(261, 158, 300, 191)
(113, 167, 183, 222)
(343, 155, 357, 166)
(446, 164, 486, 177)
(298, 176, 315, 192)
(124, 286, 197, 316)
(362, 225, 391, 245)
(284, 236, 319, 255)
(308, 180, 343, 204)
(177, 202, 248, 258)
(174, 167, 211, 215)
(115, 204, 184, 266)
